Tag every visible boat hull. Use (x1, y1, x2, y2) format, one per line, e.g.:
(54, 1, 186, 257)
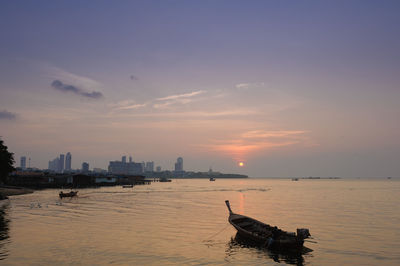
(225, 201, 309, 251)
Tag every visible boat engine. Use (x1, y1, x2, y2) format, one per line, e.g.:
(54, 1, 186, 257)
(296, 228, 311, 239)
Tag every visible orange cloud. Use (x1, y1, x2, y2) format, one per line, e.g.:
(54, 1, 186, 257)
(241, 130, 307, 139)
(202, 129, 310, 161)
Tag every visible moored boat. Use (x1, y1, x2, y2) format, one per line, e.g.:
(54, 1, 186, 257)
(225, 200, 310, 251)
(209, 177, 216, 181)
(122, 184, 134, 188)
(59, 191, 78, 198)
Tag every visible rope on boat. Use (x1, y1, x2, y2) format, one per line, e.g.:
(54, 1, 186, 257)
(202, 224, 230, 242)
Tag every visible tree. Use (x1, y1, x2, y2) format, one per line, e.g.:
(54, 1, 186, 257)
(0, 138, 15, 184)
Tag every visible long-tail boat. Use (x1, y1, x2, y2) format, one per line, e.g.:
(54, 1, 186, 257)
(59, 191, 78, 198)
(225, 200, 310, 251)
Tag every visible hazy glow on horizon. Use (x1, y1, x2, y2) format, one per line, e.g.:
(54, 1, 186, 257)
(1, 1, 399, 177)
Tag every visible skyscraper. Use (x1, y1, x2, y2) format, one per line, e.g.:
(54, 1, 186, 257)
(20, 156, 26, 170)
(122, 156, 126, 163)
(49, 157, 59, 172)
(65, 152, 72, 171)
(59, 154, 65, 173)
(145, 161, 154, 172)
(82, 162, 89, 173)
(175, 157, 183, 171)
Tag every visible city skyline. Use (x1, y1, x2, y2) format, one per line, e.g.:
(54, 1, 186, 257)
(1, 1, 400, 177)
(24, 152, 187, 174)
(19, 152, 244, 177)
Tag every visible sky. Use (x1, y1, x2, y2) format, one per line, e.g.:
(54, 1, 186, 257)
(1, 1, 399, 177)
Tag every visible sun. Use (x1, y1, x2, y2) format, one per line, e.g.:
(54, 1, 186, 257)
(238, 162, 244, 167)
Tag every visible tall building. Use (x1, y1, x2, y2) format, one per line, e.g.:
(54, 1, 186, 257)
(145, 161, 154, 172)
(48, 157, 60, 172)
(128, 162, 143, 174)
(122, 156, 127, 163)
(129, 156, 132, 163)
(20, 156, 26, 170)
(59, 154, 65, 173)
(65, 152, 72, 171)
(108, 157, 143, 175)
(156, 166, 161, 172)
(175, 157, 183, 171)
(82, 162, 89, 173)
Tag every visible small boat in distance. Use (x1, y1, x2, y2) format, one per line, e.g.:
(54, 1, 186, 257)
(59, 191, 78, 198)
(209, 177, 216, 181)
(122, 184, 134, 188)
(292, 178, 299, 181)
(225, 200, 310, 251)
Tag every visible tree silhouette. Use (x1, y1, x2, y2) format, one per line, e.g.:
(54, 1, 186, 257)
(0, 138, 15, 184)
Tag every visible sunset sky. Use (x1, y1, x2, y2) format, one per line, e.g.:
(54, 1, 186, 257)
(1, 1, 399, 177)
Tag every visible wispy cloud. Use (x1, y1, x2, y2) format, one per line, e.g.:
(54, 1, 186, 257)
(109, 109, 258, 119)
(153, 101, 174, 109)
(153, 98, 195, 109)
(0, 110, 17, 120)
(153, 90, 206, 109)
(109, 90, 206, 112)
(116, 103, 147, 110)
(108, 100, 147, 112)
(51, 80, 103, 99)
(241, 130, 307, 139)
(235, 82, 265, 89)
(209, 139, 297, 157)
(156, 90, 205, 101)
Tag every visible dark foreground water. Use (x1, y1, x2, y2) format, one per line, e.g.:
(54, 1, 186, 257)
(0, 178, 399, 265)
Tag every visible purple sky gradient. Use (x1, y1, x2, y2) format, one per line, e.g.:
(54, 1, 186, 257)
(1, 1, 399, 177)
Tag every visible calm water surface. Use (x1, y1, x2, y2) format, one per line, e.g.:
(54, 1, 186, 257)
(1, 178, 399, 265)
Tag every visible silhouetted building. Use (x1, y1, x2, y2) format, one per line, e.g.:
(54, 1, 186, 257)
(175, 157, 183, 171)
(65, 152, 71, 171)
(59, 154, 65, 173)
(20, 156, 26, 170)
(156, 166, 161, 172)
(145, 161, 154, 172)
(108, 158, 143, 175)
(122, 156, 127, 163)
(49, 156, 60, 172)
(173, 157, 185, 177)
(82, 162, 89, 173)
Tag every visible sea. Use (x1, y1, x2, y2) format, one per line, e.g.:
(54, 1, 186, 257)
(0, 178, 399, 265)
